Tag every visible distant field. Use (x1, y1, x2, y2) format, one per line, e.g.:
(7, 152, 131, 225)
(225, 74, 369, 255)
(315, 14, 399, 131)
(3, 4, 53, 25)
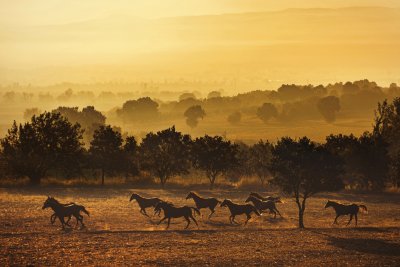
(1, 188, 399, 266)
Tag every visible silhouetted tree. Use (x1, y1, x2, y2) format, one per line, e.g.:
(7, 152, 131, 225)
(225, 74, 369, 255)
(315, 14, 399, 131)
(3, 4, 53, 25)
(227, 111, 242, 125)
(317, 96, 340, 123)
(89, 125, 124, 185)
(179, 93, 196, 101)
(0, 112, 84, 185)
(53, 106, 106, 144)
(271, 137, 343, 228)
(23, 108, 41, 121)
(257, 103, 278, 123)
(139, 126, 191, 188)
(191, 135, 238, 189)
(116, 97, 159, 122)
(249, 140, 273, 186)
(207, 91, 221, 99)
(123, 136, 139, 178)
(184, 105, 206, 128)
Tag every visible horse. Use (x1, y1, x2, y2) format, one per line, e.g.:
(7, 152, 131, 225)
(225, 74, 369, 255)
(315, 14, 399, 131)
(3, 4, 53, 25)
(325, 200, 368, 226)
(220, 199, 261, 225)
(129, 193, 162, 217)
(245, 196, 282, 218)
(154, 201, 200, 229)
(50, 201, 76, 225)
(249, 192, 281, 203)
(186, 191, 219, 219)
(42, 197, 90, 229)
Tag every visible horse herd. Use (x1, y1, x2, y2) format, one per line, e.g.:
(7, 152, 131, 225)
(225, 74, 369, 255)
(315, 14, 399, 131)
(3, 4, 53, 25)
(42, 192, 368, 230)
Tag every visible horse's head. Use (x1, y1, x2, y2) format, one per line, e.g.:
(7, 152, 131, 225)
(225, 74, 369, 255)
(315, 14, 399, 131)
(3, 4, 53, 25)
(220, 199, 229, 207)
(325, 200, 333, 209)
(244, 196, 252, 203)
(185, 192, 194, 200)
(42, 196, 52, 209)
(129, 193, 138, 202)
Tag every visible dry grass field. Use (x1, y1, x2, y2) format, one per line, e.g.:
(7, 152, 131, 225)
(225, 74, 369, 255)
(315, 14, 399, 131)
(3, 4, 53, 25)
(1, 187, 399, 266)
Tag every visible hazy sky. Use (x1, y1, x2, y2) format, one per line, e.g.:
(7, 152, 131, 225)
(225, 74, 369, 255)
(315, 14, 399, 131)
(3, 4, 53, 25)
(1, 0, 400, 25)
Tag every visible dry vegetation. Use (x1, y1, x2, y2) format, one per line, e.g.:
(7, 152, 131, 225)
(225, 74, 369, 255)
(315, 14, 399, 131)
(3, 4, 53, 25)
(1, 187, 399, 266)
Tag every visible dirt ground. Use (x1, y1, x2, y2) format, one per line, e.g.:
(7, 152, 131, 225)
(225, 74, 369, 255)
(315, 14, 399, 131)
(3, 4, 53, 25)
(0, 187, 399, 266)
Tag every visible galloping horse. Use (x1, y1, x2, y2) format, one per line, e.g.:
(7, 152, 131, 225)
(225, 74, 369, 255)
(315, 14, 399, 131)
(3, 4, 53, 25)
(220, 199, 261, 225)
(245, 196, 282, 218)
(154, 201, 200, 229)
(186, 191, 220, 218)
(249, 192, 281, 203)
(129, 193, 162, 217)
(42, 197, 90, 229)
(325, 200, 367, 226)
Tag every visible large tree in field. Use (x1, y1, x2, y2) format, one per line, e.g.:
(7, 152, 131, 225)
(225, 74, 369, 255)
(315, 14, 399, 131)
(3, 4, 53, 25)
(139, 126, 191, 188)
(0, 112, 84, 185)
(191, 135, 238, 189)
(89, 125, 124, 185)
(249, 140, 273, 186)
(271, 137, 343, 228)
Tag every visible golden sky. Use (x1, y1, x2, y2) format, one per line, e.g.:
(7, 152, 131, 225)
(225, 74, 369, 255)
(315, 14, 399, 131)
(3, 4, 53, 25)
(1, 1, 400, 88)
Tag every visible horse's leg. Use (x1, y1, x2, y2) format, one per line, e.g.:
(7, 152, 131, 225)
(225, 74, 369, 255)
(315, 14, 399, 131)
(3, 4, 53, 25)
(79, 215, 85, 228)
(142, 208, 150, 217)
(158, 217, 167, 225)
(346, 214, 353, 226)
(166, 218, 171, 229)
(51, 214, 56, 225)
(355, 213, 358, 226)
(58, 216, 65, 230)
(333, 215, 340, 225)
(275, 208, 282, 217)
(229, 215, 233, 224)
(190, 214, 198, 226)
(208, 208, 215, 219)
(184, 216, 191, 229)
(244, 214, 251, 225)
(232, 215, 240, 225)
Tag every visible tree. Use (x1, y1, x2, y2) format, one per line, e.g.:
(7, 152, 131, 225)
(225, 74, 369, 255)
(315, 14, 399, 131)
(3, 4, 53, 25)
(317, 96, 340, 123)
(139, 126, 191, 188)
(0, 112, 84, 185)
(89, 125, 124, 185)
(191, 135, 238, 189)
(271, 137, 343, 228)
(23, 108, 41, 121)
(227, 111, 242, 125)
(116, 97, 159, 123)
(257, 103, 278, 123)
(207, 91, 221, 99)
(184, 105, 206, 128)
(249, 140, 273, 186)
(123, 136, 139, 178)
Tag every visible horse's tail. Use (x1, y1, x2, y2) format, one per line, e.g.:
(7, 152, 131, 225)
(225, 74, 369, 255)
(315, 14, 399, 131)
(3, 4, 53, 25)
(191, 207, 201, 216)
(252, 206, 261, 216)
(358, 205, 368, 214)
(81, 207, 90, 217)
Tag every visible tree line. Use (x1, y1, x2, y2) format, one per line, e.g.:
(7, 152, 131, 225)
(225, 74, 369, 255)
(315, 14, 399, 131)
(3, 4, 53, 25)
(1, 98, 400, 193)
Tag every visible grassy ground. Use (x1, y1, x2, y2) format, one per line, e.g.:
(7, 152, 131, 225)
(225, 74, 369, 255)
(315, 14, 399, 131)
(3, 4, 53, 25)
(1, 187, 399, 266)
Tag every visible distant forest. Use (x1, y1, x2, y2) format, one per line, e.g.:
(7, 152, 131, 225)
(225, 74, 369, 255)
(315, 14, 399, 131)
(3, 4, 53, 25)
(0, 87, 399, 191)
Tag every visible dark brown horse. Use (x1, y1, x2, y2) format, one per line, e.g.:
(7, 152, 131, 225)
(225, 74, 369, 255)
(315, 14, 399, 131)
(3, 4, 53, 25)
(245, 196, 282, 218)
(129, 193, 162, 217)
(220, 199, 261, 225)
(154, 201, 200, 229)
(42, 197, 89, 229)
(186, 191, 220, 218)
(249, 192, 281, 203)
(50, 201, 76, 225)
(325, 200, 367, 226)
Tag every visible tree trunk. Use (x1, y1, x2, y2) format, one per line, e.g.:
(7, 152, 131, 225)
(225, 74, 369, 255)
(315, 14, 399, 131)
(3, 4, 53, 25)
(298, 209, 305, 228)
(101, 168, 105, 186)
(209, 174, 217, 190)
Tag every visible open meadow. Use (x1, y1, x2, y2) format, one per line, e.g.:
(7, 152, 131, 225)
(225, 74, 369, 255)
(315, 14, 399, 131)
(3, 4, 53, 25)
(0, 187, 399, 266)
